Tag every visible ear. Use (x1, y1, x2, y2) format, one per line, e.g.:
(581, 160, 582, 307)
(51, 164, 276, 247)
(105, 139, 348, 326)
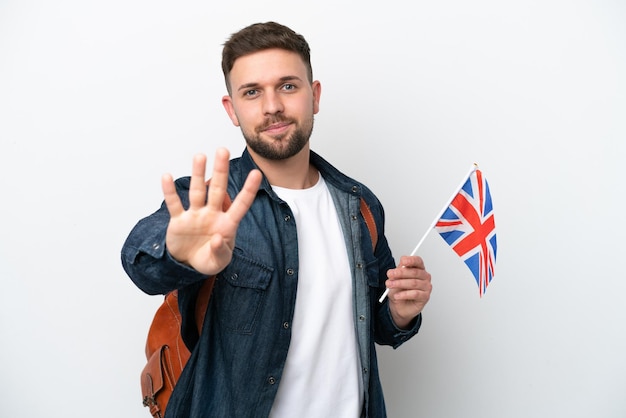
(222, 95, 240, 126)
(312, 81, 322, 115)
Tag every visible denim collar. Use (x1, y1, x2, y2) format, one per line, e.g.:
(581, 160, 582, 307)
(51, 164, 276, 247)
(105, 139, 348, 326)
(236, 147, 364, 200)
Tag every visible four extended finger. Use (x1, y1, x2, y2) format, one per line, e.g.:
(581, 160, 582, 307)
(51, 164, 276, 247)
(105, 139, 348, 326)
(207, 148, 231, 211)
(227, 169, 263, 224)
(189, 154, 208, 210)
(162, 173, 184, 217)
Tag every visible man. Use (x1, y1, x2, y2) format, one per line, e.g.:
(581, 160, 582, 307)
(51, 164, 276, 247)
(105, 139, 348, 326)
(122, 21, 432, 418)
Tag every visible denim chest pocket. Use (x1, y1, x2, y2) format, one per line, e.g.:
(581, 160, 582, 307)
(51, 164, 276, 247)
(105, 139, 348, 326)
(214, 251, 273, 334)
(366, 258, 382, 288)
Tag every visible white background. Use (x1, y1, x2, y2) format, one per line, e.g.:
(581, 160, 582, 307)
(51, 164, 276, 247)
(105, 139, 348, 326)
(1, 1, 625, 417)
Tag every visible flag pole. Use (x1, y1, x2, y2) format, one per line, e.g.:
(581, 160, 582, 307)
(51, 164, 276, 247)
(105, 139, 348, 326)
(378, 163, 478, 303)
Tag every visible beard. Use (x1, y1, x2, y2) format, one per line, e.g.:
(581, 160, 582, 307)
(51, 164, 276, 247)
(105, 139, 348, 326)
(242, 114, 314, 161)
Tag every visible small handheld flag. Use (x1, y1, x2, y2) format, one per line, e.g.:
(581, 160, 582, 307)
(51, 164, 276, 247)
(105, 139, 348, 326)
(379, 164, 497, 302)
(435, 166, 497, 296)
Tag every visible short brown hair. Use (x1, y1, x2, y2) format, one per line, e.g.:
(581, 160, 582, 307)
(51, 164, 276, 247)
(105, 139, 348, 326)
(221, 22, 313, 94)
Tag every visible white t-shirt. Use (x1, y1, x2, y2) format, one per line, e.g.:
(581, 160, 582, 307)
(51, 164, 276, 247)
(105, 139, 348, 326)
(269, 175, 363, 418)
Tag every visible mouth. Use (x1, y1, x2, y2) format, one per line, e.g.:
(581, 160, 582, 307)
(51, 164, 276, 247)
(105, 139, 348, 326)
(260, 121, 293, 138)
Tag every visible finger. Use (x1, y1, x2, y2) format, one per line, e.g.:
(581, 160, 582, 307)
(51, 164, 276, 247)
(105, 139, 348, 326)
(208, 232, 234, 261)
(387, 265, 419, 280)
(162, 173, 184, 217)
(387, 267, 431, 287)
(207, 148, 230, 211)
(387, 274, 432, 294)
(388, 276, 431, 290)
(189, 154, 208, 209)
(389, 288, 431, 303)
(228, 169, 262, 224)
(398, 255, 425, 270)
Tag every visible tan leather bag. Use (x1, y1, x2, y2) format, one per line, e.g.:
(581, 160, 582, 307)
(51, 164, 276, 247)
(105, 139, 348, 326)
(139, 194, 377, 417)
(141, 278, 215, 418)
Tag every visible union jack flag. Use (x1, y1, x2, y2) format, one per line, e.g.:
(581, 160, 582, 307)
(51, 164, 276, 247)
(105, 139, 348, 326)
(435, 168, 497, 296)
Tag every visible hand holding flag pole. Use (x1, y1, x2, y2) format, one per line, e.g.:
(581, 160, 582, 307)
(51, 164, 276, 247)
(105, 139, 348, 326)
(379, 163, 496, 303)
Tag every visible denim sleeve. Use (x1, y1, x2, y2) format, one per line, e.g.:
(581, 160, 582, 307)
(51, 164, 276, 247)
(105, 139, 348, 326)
(375, 302, 422, 349)
(372, 238, 423, 348)
(120, 177, 209, 295)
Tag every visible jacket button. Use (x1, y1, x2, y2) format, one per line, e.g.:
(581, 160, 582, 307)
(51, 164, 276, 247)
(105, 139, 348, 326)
(359, 315, 366, 321)
(283, 322, 290, 329)
(286, 268, 295, 276)
(284, 215, 291, 221)
(268, 376, 276, 385)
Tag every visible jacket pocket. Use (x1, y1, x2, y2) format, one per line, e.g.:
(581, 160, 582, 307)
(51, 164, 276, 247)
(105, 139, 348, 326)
(366, 258, 382, 288)
(213, 250, 273, 334)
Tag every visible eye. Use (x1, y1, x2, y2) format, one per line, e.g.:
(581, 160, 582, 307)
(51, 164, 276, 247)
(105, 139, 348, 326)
(282, 83, 296, 91)
(244, 89, 258, 97)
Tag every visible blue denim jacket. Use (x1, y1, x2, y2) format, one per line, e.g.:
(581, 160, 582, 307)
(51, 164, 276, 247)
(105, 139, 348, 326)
(121, 149, 421, 418)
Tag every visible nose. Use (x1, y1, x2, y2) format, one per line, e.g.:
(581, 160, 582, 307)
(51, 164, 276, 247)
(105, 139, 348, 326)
(262, 91, 284, 115)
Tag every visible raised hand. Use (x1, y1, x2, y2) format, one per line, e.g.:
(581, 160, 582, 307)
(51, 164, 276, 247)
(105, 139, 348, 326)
(161, 148, 262, 275)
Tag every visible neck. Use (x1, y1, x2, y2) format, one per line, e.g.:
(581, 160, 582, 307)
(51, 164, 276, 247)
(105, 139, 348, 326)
(248, 145, 319, 189)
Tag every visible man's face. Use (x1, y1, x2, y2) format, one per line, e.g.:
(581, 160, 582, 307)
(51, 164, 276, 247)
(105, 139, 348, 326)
(222, 48, 321, 161)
